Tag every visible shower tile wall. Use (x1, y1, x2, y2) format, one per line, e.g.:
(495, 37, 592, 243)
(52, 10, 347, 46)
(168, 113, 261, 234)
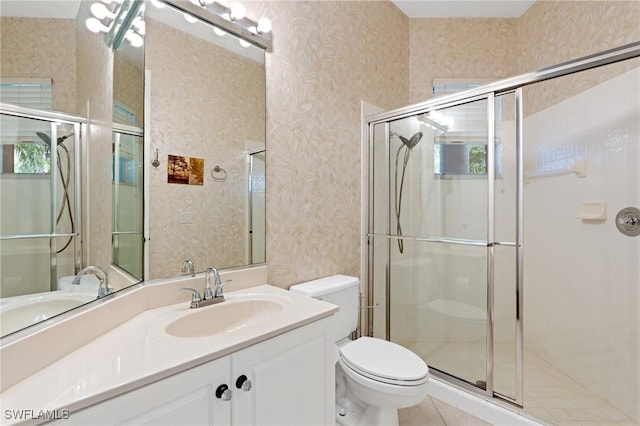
(523, 66, 640, 422)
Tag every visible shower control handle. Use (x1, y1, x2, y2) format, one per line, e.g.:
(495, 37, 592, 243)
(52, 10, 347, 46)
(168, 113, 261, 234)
(615, 207, 640, 237)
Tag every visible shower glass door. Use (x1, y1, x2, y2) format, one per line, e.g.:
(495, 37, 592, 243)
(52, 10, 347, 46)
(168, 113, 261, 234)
(112, 126, 144, 280)
(370, 94, 510, 395)
(1, 110, 81, 297)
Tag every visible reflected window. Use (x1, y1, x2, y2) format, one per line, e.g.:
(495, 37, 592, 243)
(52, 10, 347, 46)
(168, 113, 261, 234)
(0, 79, 52, 110)
(113, 102, 137, 126)
(1, 79, 53, 174)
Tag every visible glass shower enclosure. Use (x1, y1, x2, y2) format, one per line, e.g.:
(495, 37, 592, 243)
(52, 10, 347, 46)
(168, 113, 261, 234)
(1, 104, 83, 298)
(112, 124, 144, 280)
(366, 43, 640, 424)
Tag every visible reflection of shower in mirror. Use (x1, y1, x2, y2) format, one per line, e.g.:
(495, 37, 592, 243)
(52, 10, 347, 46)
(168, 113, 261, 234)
(36, 131, 75, 254)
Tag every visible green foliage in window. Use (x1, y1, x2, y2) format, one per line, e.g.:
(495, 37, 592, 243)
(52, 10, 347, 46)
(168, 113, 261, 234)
(468, 144, 487, 174)
(14, 143, 50, 174)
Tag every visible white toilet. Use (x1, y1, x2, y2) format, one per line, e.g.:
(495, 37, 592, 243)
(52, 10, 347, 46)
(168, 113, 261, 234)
(290, 275, 429, 426)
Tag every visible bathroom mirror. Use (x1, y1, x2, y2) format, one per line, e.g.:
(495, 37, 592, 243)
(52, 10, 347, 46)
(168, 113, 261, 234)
(145, 0, 266, 279)
(0, 0, 145, 337)
(112, 35, 145, 280)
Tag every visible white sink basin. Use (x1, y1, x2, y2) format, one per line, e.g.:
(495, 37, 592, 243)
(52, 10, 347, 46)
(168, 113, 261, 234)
(0, 292, 96, 336)
(164, 297, 284, 338)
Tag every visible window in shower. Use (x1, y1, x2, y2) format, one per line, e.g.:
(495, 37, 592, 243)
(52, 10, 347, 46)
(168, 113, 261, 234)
(432, 80, 503, 177)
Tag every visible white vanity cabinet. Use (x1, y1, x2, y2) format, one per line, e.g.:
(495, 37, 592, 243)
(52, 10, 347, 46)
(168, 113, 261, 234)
(52, 356, 232, 425)
(57, 316, 335, 426)
(231, 317, 334, 425)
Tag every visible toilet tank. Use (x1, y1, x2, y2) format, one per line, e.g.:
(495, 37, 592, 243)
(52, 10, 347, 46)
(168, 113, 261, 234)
(290, 275, 359, 342)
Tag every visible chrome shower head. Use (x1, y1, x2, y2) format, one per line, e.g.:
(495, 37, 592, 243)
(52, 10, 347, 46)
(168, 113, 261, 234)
(36, 131, 73, 146)
(398, 132, 423, 150)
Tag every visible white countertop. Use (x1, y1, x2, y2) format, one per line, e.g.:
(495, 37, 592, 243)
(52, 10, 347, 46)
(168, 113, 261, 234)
(0, 285, 337, 424)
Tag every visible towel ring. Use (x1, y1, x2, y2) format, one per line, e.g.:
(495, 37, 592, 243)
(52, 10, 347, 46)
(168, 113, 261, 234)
(211, 165, 227, 182)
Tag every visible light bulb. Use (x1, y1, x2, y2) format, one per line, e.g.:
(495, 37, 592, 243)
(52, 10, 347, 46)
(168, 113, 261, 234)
(85, 17, 110, 33)
(239, 39, 250, 48)
(90, 2, 115, 20)
(126, 31, 144, 47)
(213, 27, 227, 37)
(149, 0, 165, 8)
(229, 3, 246, 21)
(199, 0, 215, 5)
(257, 17, 271, 34)
(133, 17, 145, 35)
(184, 13, 198, 23)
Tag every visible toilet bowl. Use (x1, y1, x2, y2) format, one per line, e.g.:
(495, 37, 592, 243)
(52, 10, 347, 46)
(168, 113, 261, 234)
(290, 275, 429, 426)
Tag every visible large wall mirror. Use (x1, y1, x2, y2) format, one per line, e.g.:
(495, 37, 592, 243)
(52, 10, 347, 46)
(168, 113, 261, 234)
(145, 0, 266, 279)
(0, 0, 146, 337)
(113, 40, 145, 281)
(0, 0, 267, 338)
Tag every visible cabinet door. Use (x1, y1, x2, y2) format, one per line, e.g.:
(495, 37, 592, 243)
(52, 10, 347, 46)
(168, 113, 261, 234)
(58, 356, 232, 426)
(231, 317, 335, 426)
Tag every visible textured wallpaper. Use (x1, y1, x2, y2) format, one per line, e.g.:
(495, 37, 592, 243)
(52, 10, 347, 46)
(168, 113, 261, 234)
(243, 1, 410, 287)
(518, 0, 640, 115)
(250, 0, 637, 290)
(146, 19, 265, 279)
(3, 0, 636, 290)
(0, 17, 77, 114)
(409, 1, 639, 113)
(113, 49, 144, 128)
(409, 18, 518, 104)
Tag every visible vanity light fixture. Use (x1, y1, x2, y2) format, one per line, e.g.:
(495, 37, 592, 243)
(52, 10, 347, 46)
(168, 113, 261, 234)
(125, 30, 144, 47)
(163, 0, 272, 50)
(256, 17, 272, 35)
(184, 12, 199, 23)
(86, 0, 145, 50)
(228, 3, 246, 21)
(90, 2, 116, 20)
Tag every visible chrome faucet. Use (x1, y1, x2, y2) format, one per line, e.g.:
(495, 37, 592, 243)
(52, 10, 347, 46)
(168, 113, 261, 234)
(181, 259, 195, 277)
(73, 265, 113, 299)
(204, 267, 218, 300)
(180, 267, 231, 309)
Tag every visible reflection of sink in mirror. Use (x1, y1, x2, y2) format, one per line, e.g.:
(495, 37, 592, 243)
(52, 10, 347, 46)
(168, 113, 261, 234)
(0, 292, 96, 336)
(164, 297, 283, 338)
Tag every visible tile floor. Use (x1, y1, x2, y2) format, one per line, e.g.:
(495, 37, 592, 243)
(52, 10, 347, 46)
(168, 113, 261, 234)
(407, 342, 639, 426)
(399, 396, 490, 426)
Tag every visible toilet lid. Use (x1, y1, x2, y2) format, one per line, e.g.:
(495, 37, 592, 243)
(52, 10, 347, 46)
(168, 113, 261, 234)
(339, 337, 428, 384)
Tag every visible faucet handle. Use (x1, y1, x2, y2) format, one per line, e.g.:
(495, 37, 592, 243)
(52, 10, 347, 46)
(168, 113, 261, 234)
(180, 288, 202, 308)
(181, 259, 195, 277)
(214, 279, 233, 298)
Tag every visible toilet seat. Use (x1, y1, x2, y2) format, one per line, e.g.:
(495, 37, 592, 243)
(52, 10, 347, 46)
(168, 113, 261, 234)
(339, 337, 428, 386)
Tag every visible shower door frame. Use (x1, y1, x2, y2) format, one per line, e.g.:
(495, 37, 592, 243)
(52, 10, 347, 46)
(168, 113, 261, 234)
(112, 122, 144, 280)
(0, 102, 85, 287)
(365, 41, 640, 407)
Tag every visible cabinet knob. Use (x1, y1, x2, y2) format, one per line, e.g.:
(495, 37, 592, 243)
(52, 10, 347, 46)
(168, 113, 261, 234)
(215, 384, 232, 401)
(235, 374, 252, 391)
